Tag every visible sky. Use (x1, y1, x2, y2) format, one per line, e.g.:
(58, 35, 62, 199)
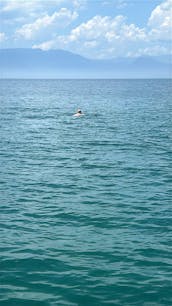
(0, 0, 172, 59)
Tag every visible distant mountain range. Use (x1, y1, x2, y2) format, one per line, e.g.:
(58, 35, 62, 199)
(0, 48, 171, 78)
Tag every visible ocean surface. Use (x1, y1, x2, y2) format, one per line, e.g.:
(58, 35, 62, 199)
(0, 79, 172, 306)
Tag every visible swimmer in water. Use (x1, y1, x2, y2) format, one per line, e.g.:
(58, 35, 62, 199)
(73, 109, 84, 117)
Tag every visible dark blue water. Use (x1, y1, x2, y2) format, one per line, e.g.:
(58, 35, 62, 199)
(0, 79, 172, 306)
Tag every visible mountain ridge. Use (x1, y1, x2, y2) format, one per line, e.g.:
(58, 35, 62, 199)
(0, 48, 171, 78)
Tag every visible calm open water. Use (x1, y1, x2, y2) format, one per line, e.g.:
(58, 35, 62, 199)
(0, 79, 172, 306)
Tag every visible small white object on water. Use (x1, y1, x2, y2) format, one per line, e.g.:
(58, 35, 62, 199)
(73, 109, 84, 117)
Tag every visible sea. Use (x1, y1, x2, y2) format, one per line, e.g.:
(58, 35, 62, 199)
(0, 79, 172, 306)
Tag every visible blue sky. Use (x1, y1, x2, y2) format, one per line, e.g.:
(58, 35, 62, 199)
(0, 0, 171, 58)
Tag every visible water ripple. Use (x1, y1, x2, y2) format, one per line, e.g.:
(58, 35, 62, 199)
(0, 79, 171, 305)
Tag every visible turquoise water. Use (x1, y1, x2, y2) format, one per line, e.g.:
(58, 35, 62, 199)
(0, 79, 172, 306)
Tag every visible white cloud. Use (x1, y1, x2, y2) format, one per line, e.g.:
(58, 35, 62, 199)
(0, 0, 43, 12)
(16, 8, 78, 40)
(127, 45, 170, 57)
(2, 0, 171, 58)
(72, 0, 87, 9)
(68, 15, 146, 42)
(102, 0, 127, 9)
(0, 32, 6, 42)
(83, 40, 98, 48)
(148, 0, 172, 40)
(0, 0, 86, 13)
(116, 0, 127, 9)
(31, 0, 172, 59)
(32, 14, 147, 58)
(0, 0, 72, 12)
(32, 40, 55, 51)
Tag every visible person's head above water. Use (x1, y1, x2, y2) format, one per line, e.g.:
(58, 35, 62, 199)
(73, 109, 84, 117)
